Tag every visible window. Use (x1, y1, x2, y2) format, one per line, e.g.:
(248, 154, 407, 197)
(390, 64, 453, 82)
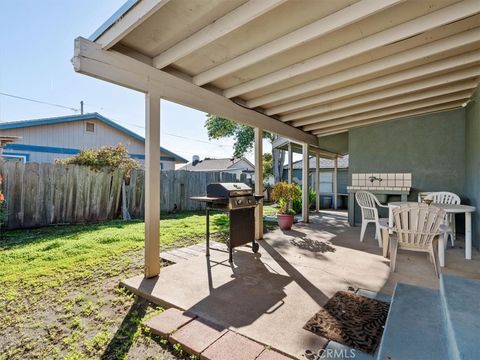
(85, 121, 95, 133)
(319, 171, 333, 193)
(1, 154, 27, 163)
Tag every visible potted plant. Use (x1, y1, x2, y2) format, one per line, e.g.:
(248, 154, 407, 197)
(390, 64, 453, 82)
(271, 182, 301, 230)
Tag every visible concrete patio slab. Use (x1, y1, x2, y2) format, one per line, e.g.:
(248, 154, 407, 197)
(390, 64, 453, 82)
(122, 211, 480, 359)
(169, 318, 227, 356)
(201, 331, 264, 360)
(144, 308, 196, 337)
(256, 348, 295, 360)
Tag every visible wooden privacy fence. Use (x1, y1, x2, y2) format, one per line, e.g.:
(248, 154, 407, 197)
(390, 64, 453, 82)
(0, 161, 247, 229)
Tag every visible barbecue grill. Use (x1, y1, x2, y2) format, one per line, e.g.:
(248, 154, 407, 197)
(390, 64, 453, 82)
(191, 183, 263, 262)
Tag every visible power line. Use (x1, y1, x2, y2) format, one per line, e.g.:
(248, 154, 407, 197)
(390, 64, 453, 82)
(0, 93, 233, 150)
(0, 92, 80, 112)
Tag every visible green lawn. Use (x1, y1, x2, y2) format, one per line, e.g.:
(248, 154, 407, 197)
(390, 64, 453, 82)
(0, 209, 276, 359)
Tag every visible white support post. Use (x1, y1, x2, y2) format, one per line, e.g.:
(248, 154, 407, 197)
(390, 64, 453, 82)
(302, 143, 310, 223)
(287, 142, 293, 184)
(255, 127, 263, 240)
(333, 157, 338, 210)
(315, 153, 320, 212)
(144, 93, 161, 278)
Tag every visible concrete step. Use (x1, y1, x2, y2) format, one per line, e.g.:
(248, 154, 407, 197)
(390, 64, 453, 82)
(376, 283, 448, 360)
(356, 288, 392, 303)
(440, 274, 480, 360)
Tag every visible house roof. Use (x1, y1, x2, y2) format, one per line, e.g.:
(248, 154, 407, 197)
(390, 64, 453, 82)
(82, 0, 480, 143)
(178, 157, 254, 172)
(0, 113, 187, 163)
(285, 154, 349, 170)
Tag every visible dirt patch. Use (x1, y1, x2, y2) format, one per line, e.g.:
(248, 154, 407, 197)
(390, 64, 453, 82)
(0, 249, 193, 360)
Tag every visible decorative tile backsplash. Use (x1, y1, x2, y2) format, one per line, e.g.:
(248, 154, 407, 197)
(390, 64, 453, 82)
(350, 173, 412, 190)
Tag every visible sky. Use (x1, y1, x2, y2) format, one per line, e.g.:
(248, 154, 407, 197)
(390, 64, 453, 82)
(0, 0, 281, 164)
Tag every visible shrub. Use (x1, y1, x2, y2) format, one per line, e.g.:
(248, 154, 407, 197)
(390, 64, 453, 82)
(292, 188, 316, 214)
(271, 182, 301, 215)
(56, 144, 139, 174)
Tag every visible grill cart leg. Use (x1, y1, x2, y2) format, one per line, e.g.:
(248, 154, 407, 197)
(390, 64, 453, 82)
(206, 208, 210, 257)
(229, 245, 233, 263)
(252, 240, 259, 253)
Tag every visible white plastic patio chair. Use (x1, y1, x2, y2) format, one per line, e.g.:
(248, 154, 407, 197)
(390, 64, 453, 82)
(355, 191, 388, 247)
(390, 203, 445, 277)
(424, 191, 460, 247)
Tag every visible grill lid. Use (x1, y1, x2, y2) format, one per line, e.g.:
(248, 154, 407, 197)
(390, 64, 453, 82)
(207, 182, 252, 198)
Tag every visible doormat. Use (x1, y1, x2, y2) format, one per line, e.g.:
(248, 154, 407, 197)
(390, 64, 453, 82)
(303, 291, 389, 354)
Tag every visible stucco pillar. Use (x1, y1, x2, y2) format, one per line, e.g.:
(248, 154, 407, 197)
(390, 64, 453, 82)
(287, 142, 293, 184)
(144, 93, 161, 278)
(302, 143, 309, 223)
(333, 157, 338, 210)
(254, 127, 263, 240)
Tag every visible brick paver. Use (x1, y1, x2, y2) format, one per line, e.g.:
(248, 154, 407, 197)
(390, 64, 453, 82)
(201, 331, 264, 360)
(144, 308, 196, 337)
(169, 318, 228, 355)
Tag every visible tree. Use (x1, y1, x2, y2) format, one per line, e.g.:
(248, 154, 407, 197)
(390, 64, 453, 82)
(205, 114, 285, 182)
(263, 153, 273, 180)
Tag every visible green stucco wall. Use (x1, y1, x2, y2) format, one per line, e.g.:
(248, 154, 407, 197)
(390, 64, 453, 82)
(318, 132, 349, 155)
(465, 86, 480, 248)
(349, 108, 467, 224)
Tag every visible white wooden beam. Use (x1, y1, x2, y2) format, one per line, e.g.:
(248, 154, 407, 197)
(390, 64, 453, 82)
(224, 0, 480, 98)
(73, 37, 318, 146)
(317, 130, 349, 137)
(315, 154, 320, 212)
(264, 51, 480, 115)
(258, 28, 480, 111)
(153, 0, 286, 69)
(304, 91, 472, 132)
(313, 101, 465, 135)
(193, 0, 400, 86)
(333, 158, 338, 210)
(292, 83, 478, 127)
(287, 142, 293, 184)
(302, 143, 309, 223)
(282, 76, 480, 122)
(95, 0, 171, 50)
(254, 127, 263, 240)
(144, 93, 161, 278)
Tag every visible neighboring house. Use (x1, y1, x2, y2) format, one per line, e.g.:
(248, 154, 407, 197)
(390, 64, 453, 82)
(0, 135, 21, 161)
(178, 156, 255, 179)
(283, 155, 349, 208)
(0, 113, 187, 169)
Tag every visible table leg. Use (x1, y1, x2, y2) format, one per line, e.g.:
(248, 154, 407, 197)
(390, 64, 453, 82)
(388, 205, 394, 235)
(438, 233, 446, 267)
(206, 208, 210, 257)
(382, 228, 389, 258)
(466, 212, 472, 260)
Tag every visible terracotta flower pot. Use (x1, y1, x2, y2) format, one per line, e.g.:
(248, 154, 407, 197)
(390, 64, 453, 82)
(277, 214, 294, 230)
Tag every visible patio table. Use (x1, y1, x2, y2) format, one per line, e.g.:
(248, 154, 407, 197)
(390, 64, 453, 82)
(387, 202, 476, 267)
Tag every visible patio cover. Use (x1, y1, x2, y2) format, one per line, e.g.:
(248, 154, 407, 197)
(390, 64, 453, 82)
(73, 0, 480, 276)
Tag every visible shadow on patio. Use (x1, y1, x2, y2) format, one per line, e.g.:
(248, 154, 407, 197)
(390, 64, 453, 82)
(121, 210, 480, 358)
